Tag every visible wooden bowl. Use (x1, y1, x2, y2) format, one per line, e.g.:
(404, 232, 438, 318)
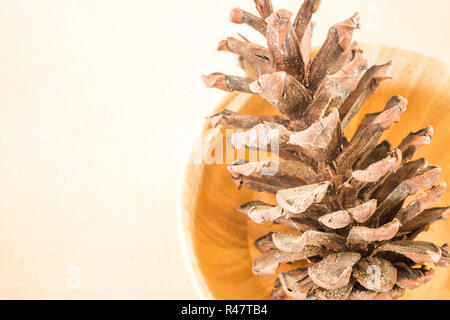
(180, 44, 450, 300)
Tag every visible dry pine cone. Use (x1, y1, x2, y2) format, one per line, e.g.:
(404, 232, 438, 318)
(203, 0, 450, 300)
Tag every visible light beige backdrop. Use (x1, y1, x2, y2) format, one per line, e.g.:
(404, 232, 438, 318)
(0, 0, 448, 299)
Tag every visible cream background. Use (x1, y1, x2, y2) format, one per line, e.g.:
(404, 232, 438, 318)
(0, 0, 448, 299)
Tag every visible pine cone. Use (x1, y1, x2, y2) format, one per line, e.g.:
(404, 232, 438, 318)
(203, 0, 450, 300)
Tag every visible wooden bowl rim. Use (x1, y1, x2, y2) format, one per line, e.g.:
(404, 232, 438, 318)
(178, 162, 214, 299)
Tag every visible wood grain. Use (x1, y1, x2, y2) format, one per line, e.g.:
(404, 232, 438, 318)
(180, 44, 450, 300)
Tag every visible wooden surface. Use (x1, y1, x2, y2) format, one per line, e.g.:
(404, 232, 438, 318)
(181, 44, 450, 300)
